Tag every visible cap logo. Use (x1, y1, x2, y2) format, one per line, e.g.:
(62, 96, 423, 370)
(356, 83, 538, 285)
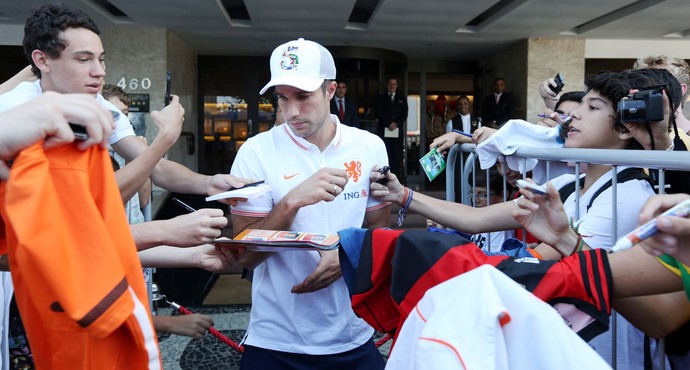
(280, 46, 299, 71)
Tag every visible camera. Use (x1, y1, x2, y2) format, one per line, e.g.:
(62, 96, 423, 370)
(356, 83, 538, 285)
(617, 86, 664, 124)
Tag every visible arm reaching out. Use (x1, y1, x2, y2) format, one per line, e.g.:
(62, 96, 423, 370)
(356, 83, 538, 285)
(0, 92, 115, 179)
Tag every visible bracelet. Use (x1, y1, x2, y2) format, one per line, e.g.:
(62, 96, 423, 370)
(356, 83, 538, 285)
(397, 187, 414, 227)
(571, 234, 585, 256)
(557, 218, 584, 258)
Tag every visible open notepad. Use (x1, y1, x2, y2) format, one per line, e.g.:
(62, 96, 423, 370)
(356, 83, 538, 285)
(205, 184, 271, 202)
(215, 229, 340, 252)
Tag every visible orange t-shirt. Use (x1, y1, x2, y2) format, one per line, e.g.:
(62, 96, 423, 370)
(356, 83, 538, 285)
(0, 142, 160, 370)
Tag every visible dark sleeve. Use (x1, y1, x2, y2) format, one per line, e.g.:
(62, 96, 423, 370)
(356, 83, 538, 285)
(329, 99, 337, 116)
(506, 93, 517, 119)
(374, 95, 387, 128)
(400, 94, 408, 123)
(481, 96, 491, 123)
(351, 105, 360, 128)
(665, 137, 690, 194)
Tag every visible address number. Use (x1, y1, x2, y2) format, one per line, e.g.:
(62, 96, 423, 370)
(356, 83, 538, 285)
(117, 77, 152, 90)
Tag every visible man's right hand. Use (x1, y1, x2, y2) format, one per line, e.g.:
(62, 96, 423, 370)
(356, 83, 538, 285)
(285, 168, 349, 208)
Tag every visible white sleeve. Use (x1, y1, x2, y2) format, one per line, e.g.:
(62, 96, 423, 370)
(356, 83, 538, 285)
(97, 95, 135, 145)
(445, 120, 452, 133)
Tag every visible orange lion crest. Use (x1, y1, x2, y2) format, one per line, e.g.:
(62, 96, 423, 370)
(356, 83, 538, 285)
(344, 160, 362, 182)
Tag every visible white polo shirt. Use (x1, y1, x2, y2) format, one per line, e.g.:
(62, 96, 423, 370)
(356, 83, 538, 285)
(230, 115, 389, 354)
(0, 80, 135, 145)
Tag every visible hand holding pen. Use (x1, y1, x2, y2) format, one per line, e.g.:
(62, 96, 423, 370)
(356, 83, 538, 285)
(614, 196, 690, 265)
(536, 111, 571, 128)
(172, 197, 233, 240)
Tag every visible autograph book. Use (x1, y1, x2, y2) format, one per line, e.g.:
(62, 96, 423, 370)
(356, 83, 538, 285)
(215, 229, 340, 252)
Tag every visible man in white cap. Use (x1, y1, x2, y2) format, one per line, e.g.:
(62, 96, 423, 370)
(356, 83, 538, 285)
(229, 38, 390, 369)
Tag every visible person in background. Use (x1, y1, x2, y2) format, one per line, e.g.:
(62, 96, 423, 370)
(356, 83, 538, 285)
(634, 55, 690, 134)
(481, 77, 516, 127)
(102, 84, 151, 211)
(330, 80, 359, 128)
(467, 163, 514, 253)
(445, 95, 481, 134)
(632, 55, 690, 370)
(375, 77, 408, 177)
(428, 94, 446, 139)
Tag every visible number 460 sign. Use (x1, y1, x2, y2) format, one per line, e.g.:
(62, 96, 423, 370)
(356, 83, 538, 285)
(117, 77, 152, 90)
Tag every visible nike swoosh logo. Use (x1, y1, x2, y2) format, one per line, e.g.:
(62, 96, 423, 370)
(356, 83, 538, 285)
(283, 173, 299, 180)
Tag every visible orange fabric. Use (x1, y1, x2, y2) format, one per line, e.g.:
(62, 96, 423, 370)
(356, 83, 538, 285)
(527, 248, 543, 260)
(0, 142, 159, 369)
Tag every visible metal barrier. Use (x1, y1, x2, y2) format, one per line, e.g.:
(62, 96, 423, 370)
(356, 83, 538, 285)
(445, 143, 690, 370)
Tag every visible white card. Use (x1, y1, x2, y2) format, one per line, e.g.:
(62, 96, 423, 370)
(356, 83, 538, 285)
(205, 183, 271, 201)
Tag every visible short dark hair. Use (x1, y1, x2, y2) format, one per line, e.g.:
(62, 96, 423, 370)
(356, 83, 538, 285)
(23, 3, 101, 78)
(493, 77, 505, 84)
(623, 68, 682, 114)
(320, 79, 335, 95)
(102, 84, 131, 105)
(582, 71, 635, 141)
(555, 91, 585, 112)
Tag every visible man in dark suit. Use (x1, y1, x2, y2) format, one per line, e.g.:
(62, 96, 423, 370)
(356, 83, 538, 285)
(446, 95, 481, 134)
(375, 77, 408, 177)
(481, 77, 516, 127)
(330, 80, 359, 128)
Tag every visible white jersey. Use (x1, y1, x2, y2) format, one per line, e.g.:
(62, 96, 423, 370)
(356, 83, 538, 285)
(230, 115, 388, 354)
(387, 265, 611, 370)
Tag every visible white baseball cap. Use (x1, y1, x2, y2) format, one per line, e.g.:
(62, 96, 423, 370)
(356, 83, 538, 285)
(259, 38, 336, 95)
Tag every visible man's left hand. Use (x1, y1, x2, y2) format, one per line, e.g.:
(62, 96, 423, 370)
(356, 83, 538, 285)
(291, 249, 342, 294)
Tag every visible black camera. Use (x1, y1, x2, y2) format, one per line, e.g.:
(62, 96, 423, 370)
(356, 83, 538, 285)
(617, 86, 664, 124)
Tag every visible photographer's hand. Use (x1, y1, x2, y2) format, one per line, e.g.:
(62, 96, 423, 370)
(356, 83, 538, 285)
(621, 90, 672, 151)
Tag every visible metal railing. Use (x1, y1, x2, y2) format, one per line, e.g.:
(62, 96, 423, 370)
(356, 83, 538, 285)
(445, 143, 690, 370)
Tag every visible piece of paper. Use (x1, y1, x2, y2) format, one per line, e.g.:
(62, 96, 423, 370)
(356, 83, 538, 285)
(419, 148, 446, 181)
(205, 183, 271, 202)
(384, 127, 399, 138)
(215, 229, 340, 252)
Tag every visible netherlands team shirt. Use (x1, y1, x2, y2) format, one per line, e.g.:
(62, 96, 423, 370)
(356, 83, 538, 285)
(230, 116, 389, 354)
